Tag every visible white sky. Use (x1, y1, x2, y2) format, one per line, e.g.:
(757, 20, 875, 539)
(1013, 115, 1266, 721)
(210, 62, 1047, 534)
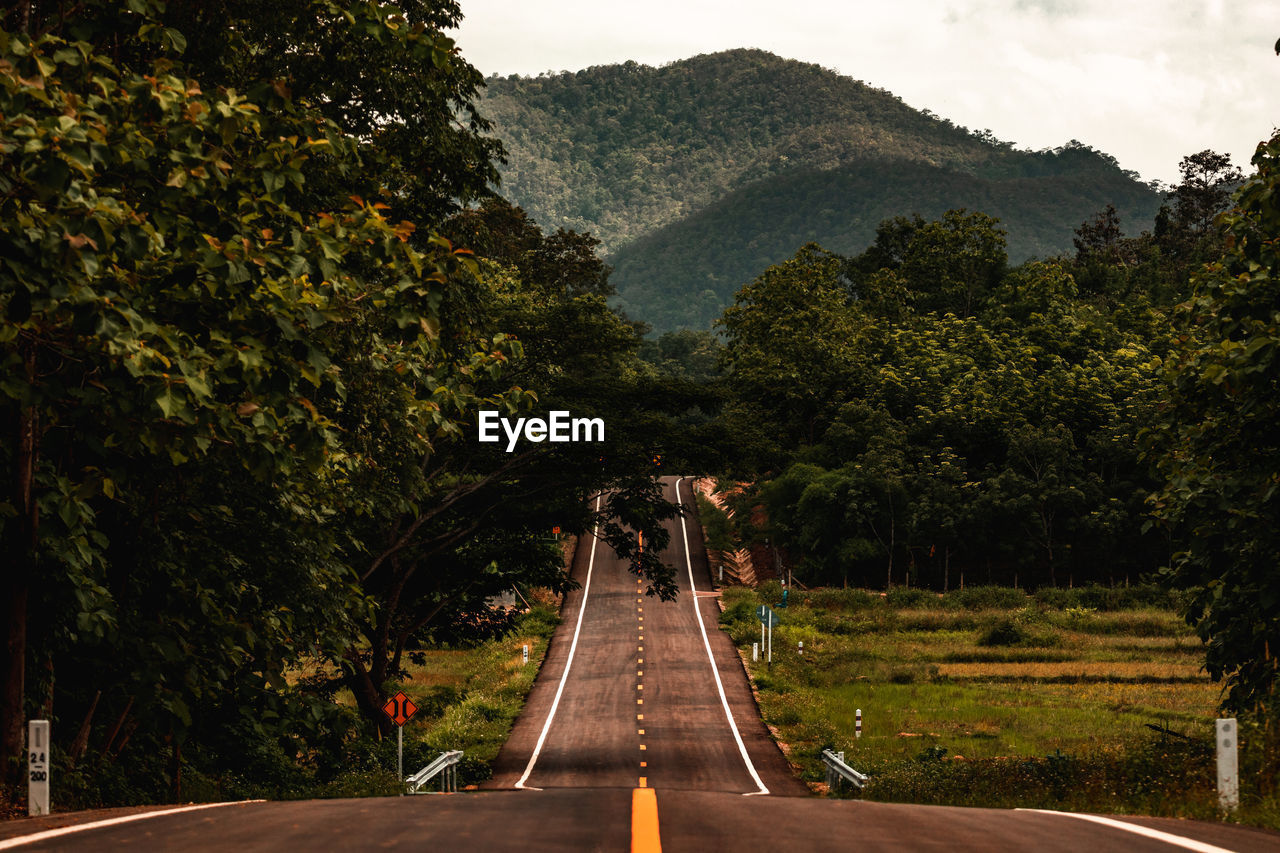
(450, 0, 1280, 185)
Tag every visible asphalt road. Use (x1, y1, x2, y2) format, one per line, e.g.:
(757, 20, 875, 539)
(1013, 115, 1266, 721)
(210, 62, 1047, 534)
(4, 475, 1278, 851)
(486, 476, 802, 795)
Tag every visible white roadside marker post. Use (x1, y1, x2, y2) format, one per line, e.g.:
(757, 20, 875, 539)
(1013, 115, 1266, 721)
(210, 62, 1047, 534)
(523, 644, 529, 665)
(798, 640, 803, 656)
(856, 708, 862, 740)
(1217, 718, 1239, 812)
(752, 642, 758, 662)
(29, 719, 50, 816)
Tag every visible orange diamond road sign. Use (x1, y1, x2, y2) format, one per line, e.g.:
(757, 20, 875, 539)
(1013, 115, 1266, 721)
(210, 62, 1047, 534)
(382, 691, 418, 727)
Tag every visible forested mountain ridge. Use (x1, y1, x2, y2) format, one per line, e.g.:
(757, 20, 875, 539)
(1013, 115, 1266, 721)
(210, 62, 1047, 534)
(480, 49, 1164, 330)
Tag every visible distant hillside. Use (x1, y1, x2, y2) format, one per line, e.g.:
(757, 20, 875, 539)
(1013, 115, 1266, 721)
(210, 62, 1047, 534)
(609, 157, 1162, 329)
(480, 49, 1164, 330)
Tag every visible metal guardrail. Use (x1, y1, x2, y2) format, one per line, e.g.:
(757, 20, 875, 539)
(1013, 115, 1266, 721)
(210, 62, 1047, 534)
(821, 748, 868, 793)
(406, 750, 464, 794)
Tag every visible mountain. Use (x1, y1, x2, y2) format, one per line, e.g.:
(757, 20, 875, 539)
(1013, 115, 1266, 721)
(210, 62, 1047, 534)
(479, 49, 1163, 331)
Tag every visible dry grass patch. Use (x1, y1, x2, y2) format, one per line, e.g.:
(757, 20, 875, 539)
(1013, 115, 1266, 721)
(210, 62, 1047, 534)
(936, 660, 1207, 681)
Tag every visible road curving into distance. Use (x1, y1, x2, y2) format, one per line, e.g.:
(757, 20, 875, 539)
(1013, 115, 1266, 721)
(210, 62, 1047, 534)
(3, 475, 1278, 851)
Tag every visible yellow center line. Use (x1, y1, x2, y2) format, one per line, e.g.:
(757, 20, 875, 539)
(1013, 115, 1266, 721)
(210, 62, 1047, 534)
(632, 786, 661, 852)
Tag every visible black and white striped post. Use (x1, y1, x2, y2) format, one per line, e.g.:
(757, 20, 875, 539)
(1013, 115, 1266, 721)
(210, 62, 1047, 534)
(856, 708, 862, 740)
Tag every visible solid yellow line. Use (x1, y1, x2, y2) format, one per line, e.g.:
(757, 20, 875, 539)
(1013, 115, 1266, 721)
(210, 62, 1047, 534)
(631, 787, 662, 853)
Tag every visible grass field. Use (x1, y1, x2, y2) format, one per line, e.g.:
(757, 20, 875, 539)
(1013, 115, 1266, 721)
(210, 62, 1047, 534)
(719, 583, 1280, 827)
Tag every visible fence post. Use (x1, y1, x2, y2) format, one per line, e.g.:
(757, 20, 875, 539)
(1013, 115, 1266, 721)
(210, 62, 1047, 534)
(1216, 718, 1239, 812)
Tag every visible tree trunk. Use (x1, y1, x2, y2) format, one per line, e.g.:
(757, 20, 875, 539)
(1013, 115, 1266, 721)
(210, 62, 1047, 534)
(69, 690, 101, 765)
(0, 579, 28, 788)
(2, 339, 39, 787)
(345, 652, 392, 738)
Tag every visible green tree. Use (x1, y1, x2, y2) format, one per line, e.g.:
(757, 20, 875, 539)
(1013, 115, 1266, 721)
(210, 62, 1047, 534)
(719, 244, 869, 450)
(1146, 132, 1280, 714)
(0, 5, 512, 786)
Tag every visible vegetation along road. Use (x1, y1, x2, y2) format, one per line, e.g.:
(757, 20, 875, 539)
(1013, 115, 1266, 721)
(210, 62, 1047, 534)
(2, 477, 1275, 851)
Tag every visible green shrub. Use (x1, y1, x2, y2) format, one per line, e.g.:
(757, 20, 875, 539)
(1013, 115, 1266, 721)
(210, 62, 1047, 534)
(886, 587, 942, 609)
(803, 588, 881, 610)
(697, 493, 736, 552)
(945, 586, 1029, 611)
(978, 618, 1030, 646)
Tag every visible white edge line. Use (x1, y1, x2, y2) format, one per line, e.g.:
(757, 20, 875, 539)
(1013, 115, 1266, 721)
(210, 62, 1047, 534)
(0, 800, 266, 850)
(676, 475, 770, 796)
(1017, 809, 1238, 853)
(513, 493, 603, 790)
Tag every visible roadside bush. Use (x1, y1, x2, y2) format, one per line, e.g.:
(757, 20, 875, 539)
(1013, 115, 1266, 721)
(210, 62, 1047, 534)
(978, 618, 1031, 647)
(697, 493, 736, 552)
(977, 615, 1059, 648)
(1032, 587, 1075, 609)
(886, 587, 942, 609)
(803, 588, 881, 611)
(944, 586, 1029, 610)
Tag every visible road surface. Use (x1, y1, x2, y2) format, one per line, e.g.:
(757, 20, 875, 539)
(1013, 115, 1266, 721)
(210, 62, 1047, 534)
(2, 476, 1276, 851)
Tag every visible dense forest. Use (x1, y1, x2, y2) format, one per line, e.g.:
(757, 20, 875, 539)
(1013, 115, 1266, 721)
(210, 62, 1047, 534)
(3, 0, 1280, 812)
(695, 141, 1280, 712)
(0, 0, 712, 806)
(480, 49, 1163, 331)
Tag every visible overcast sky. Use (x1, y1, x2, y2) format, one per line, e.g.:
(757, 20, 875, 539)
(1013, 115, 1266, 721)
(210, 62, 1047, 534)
(450, 0, 1279, 185)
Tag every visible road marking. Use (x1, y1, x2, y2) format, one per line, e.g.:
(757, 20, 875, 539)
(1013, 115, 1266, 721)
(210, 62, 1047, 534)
(631, 787, 662, 853)
(640, 761, 647, 767)
(638, 685, 643, 690)
(638, 699, 643, 704)
(639, 776, 647, 787)
(638, 714, 644, 720)
(675, 476, 770, 796)
(640, 744, 647, 750)
(1019, 810, 1236, 852)
(514, 494, 603, 790)
(0, 801, 266, 850)
(639, 729, 645, 735)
